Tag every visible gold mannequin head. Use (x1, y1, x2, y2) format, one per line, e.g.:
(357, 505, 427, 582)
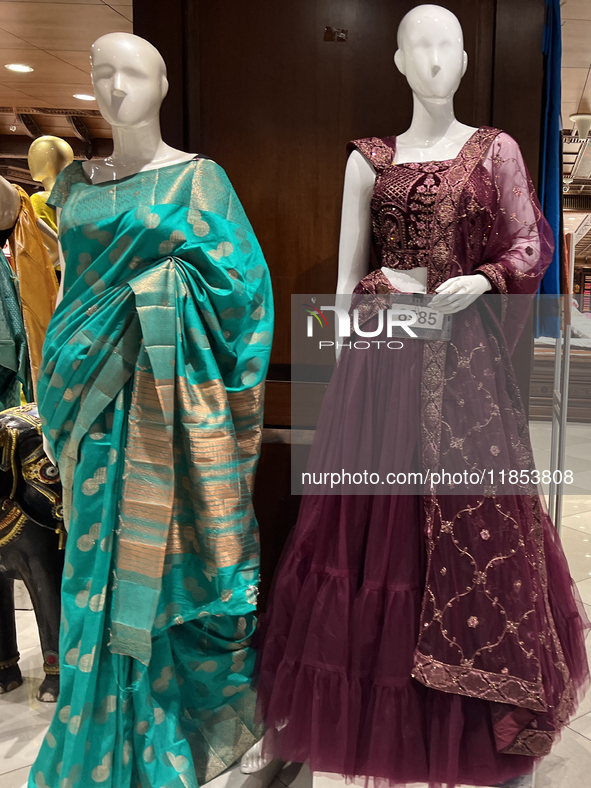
(28, 136, 74, 195)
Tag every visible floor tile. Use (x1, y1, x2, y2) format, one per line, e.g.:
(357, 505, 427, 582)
(0, 612, 54, 777)
(498, 777, 532, 788)
(561, 511, 591, 536)
(566, 433, 591, 449)
(560, 442, 591, 463)
(561, 497, 591, 519)
(277, 764, 312, 788)
(2, 764, 30, 788)
(531, 448, 552, 471)
(570, 711, 591, 740)
(561, 457, 591, 482)
(534, 727, 591, 787)
(558, 485, 591, 496)
(576, 578, 591, 606)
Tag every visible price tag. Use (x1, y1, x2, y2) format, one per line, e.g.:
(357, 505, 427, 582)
(388, 295, 453, 341)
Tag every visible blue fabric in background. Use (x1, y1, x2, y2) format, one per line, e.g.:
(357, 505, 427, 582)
(536, 0, 563, 337)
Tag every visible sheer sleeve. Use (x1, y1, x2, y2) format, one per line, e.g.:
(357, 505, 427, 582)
(477, 133, 554, 296)
(47, 161, 85, 211)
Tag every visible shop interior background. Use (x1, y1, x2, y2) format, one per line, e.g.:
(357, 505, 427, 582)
(0, 1, 591, 787)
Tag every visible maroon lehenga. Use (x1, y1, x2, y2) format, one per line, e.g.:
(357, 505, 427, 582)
(255, 128, 590, 787)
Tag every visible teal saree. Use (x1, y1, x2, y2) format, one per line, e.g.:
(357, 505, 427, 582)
(30, 157, 273, 788)
(0, 249, 30, 408)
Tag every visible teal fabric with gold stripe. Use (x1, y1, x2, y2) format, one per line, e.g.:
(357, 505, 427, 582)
(30, 157, 273, 788)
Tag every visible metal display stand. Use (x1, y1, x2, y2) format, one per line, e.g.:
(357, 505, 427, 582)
(547, 232, 576, 533)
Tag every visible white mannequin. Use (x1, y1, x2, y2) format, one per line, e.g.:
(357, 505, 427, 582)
(40, 31, 279, 788)
(337, 3, 491, 317)
(323, 6, 490, 788)
(42, 32, 196, 465)
(246, 6, 495, 780)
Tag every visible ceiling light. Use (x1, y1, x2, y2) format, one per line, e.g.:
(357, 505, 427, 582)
(570, 113, 591, 139)
(73, 93, 95, 101)
(5, 63, 33, 73)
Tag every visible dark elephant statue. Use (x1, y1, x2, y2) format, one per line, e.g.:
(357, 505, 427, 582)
(0, 403, 65, 702)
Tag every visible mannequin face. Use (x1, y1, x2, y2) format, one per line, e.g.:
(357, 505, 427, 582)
(395, 5, 467, 101)
(90, 33, 169, 128)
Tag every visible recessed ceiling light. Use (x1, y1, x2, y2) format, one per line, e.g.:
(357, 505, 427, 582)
(5, 63, 33, 73)
(73, 93, 95, 101)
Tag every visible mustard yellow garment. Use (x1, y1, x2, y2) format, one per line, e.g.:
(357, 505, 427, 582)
(30, 191, 60, 272)
(8, 186, 59, 395)
(30, 192, 58, 233)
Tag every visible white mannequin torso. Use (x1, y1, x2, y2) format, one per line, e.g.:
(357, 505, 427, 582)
(336, 5, 487, 302)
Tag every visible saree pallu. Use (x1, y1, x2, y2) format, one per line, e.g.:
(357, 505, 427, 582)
(30, 157, 273, 788)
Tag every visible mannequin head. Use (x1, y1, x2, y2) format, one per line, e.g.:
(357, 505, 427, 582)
(394, 5, 467, 102)
(28, 136, 74, 192)
(90, 32, 169, 128)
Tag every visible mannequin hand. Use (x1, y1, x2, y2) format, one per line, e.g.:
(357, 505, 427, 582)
(42, 433, 57, 467)
(429, 274, 491, 314)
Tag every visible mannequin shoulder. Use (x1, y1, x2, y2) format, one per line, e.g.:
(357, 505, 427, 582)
(81, 150, 199, 184)
(81, 158, 111, 183)
(344, 150, 376, 190)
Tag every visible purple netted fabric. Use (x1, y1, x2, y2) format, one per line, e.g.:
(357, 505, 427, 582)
(254, 129, 590, 787)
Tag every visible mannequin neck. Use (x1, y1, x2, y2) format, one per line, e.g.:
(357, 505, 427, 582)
(41, 175, 55, 193)
(83, 115, 195, 183)
(404, 94, 461, 147)
(111, 116, 166, 168)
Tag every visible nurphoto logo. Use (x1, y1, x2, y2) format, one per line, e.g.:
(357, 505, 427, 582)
(303, 303, 418, 350)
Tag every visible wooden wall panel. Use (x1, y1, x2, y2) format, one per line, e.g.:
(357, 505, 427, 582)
(493, 0, 546, 186)
(133, 0, 187, 150)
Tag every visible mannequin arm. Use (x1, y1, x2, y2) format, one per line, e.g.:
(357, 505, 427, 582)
(36, 216, 58, 242)
(336, 150, 375, 295)
(0, 176, 21, 231)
